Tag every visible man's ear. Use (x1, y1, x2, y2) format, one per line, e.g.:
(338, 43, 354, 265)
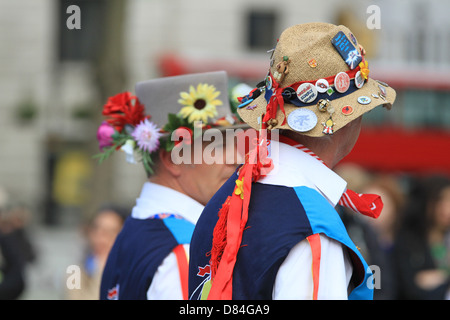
(157, 148, 182, 177)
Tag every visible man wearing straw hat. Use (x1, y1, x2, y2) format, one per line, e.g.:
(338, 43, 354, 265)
(97, 71, 244, 300)
(189, 23, 396, 300)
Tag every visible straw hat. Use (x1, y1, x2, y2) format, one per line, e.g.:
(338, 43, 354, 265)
(237, 22, 396, 136)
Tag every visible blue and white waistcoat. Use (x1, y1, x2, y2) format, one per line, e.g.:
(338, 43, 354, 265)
(188, 171, 373, 300)
(100, 215, 194, 300)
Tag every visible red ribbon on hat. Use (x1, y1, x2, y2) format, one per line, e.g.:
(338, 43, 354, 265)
(263, 75, 287, 126)
(207, 133, 382, 300)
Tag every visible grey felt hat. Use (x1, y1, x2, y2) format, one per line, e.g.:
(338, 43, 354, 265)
(135, 71, 247, 131)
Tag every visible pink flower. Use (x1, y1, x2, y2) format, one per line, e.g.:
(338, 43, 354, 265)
(97, 121, 115, 151)
(131, 119, 162, 153)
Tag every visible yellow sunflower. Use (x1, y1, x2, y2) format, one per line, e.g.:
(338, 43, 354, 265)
(178, 83, 222, 123)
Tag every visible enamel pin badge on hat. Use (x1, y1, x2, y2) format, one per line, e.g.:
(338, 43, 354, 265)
(331, 31, 362, 70)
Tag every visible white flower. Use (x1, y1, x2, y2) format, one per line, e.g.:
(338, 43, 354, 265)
(121, 139, 137, 164)
(131, 119, 162, 153)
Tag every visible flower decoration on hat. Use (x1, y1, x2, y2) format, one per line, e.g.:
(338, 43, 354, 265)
(161, 82, 238, 151)
(132, 118, 162, 153)
(97, 121, 115, 151)
(178, 83, 221, 123)
(102, 92, 148, 132)
(359, 60, 370, 80)
(94, 92, 162, 175)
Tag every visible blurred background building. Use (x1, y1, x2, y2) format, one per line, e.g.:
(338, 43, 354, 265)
(0, 0, 449, 299)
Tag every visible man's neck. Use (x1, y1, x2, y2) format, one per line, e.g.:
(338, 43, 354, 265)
(149, 173, 185, 195)
(280, 131, 339, 168)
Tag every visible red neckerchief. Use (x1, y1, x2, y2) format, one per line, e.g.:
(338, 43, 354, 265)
(207, 134, 382, 300)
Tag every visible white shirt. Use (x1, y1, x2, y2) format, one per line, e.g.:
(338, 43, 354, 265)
(131, 182, 204, 300)
(259, 140, 353, 299)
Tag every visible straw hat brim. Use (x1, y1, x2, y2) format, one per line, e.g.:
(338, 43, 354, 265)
(237, 77, 396, 137)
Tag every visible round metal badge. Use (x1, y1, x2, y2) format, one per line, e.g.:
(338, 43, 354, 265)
(282, 87, 296, 100)
(265, 75, 273, 90)
(354, 71, 364, 89)
(287, 109, 318, 132)
(334, 72, 350, 93)
(296, 83, 318, 104)
(341, 105, 354, 115)
(357, 96, 372, 105)
(315, 79, 330, 93)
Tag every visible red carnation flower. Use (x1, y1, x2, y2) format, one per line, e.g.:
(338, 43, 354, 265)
(102, 92, 149, 132)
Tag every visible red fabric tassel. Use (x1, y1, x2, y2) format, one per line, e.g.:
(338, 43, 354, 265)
(207, 133, 273, 300)
(209, 196, 231, 280)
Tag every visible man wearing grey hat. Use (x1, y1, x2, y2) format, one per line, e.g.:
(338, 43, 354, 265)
(97, 71, 243, 300)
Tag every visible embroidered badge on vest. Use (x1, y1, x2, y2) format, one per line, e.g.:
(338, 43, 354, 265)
(107, 284, 119, 300)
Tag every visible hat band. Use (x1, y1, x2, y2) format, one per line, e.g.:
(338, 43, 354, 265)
(259, 66, 364, 127)
(264, 66, 363, 107)
(280, 78, 361, 107)
(270, 66, 361, 92)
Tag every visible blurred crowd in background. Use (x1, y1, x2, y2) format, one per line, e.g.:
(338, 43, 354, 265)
(1, 0, 449, 299)
(335, 165, 450, 299)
